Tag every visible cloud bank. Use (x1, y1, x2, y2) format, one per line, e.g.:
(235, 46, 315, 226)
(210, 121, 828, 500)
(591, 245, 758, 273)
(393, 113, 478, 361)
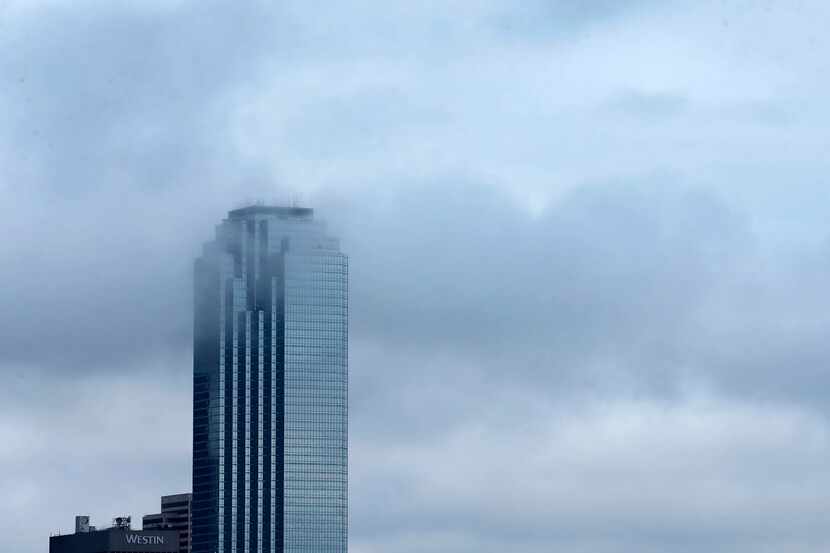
(2, 1, 830, 552)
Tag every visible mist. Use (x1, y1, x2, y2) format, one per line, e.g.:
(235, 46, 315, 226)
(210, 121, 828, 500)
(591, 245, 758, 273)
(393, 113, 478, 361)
(3, 1, 830, 552)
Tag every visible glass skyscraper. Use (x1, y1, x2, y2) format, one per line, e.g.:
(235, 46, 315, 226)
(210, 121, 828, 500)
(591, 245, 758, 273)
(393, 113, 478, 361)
(192, 206, 348, 553)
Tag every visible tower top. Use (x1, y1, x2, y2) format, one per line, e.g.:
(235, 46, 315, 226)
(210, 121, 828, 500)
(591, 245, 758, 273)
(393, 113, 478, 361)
(228, 205, 313, 220)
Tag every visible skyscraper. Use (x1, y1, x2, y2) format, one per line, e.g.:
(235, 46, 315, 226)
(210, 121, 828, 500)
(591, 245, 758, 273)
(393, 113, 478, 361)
(192, 206, 348, 553)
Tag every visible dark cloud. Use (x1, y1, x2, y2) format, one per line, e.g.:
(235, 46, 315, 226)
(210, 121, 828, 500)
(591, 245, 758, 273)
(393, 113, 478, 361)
(337, 182, 749, 385)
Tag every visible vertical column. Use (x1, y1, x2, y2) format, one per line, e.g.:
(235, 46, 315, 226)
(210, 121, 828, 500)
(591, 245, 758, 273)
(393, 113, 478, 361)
(258, 220, 271, 553)
(249, 309, 260, 553)
(224, 279, 235, 553)
(244, 312, 251, 553)
(262, 279, 273, 553)
(231, 303, 240, 553)
(218, 275, 226, 553)
(270, 277, 278, 553)
(237, 309, 247, 553)
(275, 257, 285, 553)
(192, 258, 221, 553)
(257, 310, 264, 552)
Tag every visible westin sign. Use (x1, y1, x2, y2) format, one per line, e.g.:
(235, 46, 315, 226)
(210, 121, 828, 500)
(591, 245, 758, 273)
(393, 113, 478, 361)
(111, 530, 178, 552)
(125, 534, 165, 545)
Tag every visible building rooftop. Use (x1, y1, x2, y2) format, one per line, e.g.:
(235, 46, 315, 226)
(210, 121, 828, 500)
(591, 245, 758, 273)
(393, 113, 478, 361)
(228, 206, 313, 220)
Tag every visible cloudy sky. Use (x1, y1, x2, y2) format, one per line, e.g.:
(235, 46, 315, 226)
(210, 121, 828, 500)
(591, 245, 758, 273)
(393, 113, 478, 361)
(2, 0, 830, 551)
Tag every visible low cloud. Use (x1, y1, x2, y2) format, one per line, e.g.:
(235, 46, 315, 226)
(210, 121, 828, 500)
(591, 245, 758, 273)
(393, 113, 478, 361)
(352, 394, 830, 553)
(2, 1, 830, 552)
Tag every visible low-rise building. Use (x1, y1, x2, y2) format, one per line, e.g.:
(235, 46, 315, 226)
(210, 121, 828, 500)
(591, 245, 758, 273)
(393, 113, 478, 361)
(50, 516, 179, 553)
(143, 493, 192, 553)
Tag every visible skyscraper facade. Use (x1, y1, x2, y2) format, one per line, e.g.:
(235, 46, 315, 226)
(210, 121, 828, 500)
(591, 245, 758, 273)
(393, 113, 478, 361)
(192, 206, 348, 553)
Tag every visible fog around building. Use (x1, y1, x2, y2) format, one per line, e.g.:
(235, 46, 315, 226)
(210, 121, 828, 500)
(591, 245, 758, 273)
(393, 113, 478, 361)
(2, 1, 830, 552)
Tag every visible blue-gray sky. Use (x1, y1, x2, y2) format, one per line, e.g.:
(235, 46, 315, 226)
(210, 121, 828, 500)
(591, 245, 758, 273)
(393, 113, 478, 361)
(2, 1, 830, 552)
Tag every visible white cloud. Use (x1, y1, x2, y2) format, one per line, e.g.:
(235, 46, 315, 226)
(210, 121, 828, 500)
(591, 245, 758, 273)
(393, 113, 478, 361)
(2, 1, 830, 552)
(352, 394, 830, 551)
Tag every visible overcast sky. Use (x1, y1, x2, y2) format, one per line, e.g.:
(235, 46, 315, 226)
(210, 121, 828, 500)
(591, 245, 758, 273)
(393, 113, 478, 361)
(2, 1, 830, 551)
